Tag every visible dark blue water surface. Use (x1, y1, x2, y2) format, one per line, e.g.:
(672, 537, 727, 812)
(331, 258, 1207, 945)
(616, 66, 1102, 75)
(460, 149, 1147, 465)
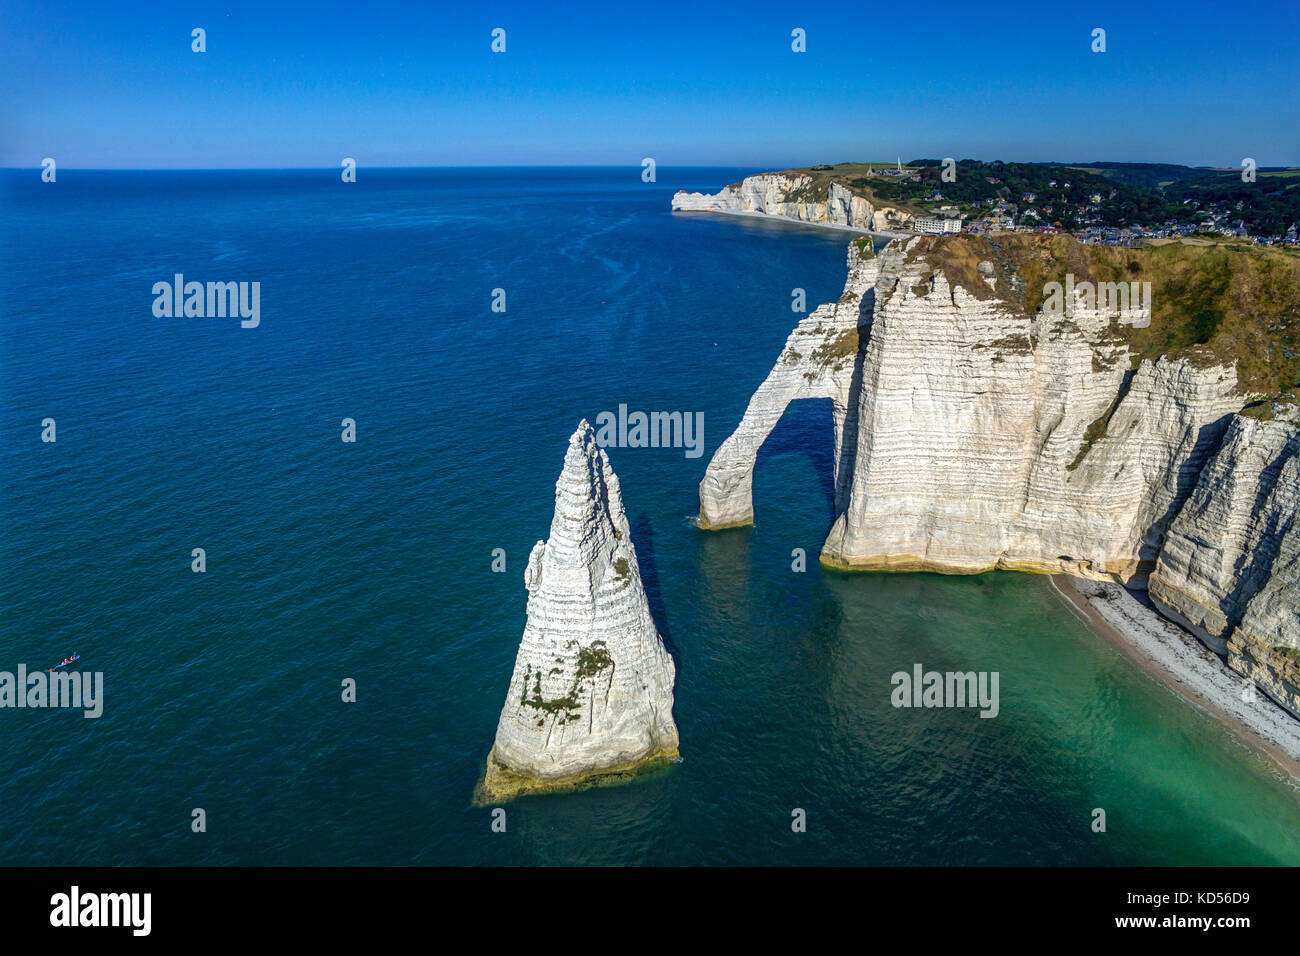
(2, 167, 1299, 865)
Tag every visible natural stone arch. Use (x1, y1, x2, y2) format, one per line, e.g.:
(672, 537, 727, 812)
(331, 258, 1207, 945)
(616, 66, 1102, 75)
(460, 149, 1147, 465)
(698, 244, 878, 529)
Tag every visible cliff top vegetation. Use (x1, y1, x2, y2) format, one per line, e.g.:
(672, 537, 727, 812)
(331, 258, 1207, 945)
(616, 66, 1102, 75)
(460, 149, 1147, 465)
(905, 233, 1300, 399)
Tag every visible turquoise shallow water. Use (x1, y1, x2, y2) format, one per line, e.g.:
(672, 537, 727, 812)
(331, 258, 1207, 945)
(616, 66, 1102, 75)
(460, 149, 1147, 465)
(2, 167, 1299, 865)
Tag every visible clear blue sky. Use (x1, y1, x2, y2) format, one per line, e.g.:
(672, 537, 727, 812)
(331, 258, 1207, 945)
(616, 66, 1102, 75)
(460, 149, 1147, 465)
(3, 0, 1296, 168)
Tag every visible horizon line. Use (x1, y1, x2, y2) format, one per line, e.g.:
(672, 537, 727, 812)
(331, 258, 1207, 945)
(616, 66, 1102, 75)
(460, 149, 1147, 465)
(6, 160, 1299, 173)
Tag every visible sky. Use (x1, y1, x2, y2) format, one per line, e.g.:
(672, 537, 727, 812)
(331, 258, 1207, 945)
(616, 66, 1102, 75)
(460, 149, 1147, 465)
(2, 0, 1297, 169)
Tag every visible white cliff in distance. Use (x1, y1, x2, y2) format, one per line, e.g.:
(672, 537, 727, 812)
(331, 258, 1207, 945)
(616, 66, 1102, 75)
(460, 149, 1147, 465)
(673, 172, 912, 232)
(479, 420, 679, 802)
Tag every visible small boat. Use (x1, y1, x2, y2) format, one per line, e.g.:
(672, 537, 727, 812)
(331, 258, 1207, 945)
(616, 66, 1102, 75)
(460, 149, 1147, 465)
(49, 653, 80, 671)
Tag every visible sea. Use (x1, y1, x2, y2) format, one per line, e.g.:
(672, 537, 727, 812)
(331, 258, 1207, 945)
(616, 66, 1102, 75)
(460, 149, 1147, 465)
(2, 166, 1299, 865)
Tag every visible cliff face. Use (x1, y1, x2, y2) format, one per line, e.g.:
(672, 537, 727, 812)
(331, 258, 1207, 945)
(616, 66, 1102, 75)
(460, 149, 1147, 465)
(673, 173, 911, 231)
(699, 232, 1299, 717)
(819, 238, 1242, 582)
(1150, 402, 1300, 711)
(481, 421, 679, 802)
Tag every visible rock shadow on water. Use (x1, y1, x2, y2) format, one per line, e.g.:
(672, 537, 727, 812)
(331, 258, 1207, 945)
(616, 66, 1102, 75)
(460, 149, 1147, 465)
(632, 512, 676, 660)
(755, 396, 837, 520)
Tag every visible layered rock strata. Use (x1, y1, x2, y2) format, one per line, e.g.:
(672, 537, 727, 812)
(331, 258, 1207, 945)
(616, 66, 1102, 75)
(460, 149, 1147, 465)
(818, 238, 1241, 582)
(1150, 400, 1300, 711)
(480, 421, 679, 802)
(672, 173, 911, 231)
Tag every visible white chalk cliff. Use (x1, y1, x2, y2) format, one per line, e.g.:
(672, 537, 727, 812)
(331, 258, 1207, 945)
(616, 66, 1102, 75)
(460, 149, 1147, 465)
(673, 173, 911, 232)
(817, 238, 1242, 581)
(480, 421, 679, 801)
(699, 233, 1300, 717)
(1150, 400, 1300, 713)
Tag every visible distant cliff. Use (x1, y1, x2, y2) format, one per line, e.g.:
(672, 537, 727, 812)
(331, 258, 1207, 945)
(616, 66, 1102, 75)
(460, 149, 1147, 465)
(673, 170, 914, 232)
(699, 229, 1300, 717)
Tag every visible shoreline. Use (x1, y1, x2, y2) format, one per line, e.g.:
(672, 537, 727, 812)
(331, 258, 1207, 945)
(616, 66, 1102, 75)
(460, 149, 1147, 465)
(1049, 574, 1300, 784)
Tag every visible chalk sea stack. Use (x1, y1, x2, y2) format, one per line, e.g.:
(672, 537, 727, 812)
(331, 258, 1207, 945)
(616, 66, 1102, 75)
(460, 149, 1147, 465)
(478, 420, 679, 802)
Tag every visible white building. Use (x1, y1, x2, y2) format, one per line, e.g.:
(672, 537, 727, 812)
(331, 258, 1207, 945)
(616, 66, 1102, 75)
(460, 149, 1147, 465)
(913, 216, 962, 234)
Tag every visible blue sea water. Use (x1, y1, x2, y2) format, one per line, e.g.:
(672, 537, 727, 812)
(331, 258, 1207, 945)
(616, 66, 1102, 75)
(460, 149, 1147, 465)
(2, 166, 1299, 865)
